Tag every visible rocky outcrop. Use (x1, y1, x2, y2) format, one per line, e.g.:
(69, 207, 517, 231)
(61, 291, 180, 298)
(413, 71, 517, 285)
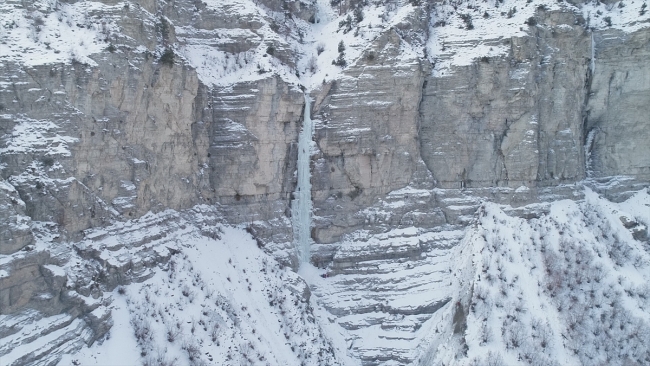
(0, 179, 34, 254)
(420, 10, 590, 189)
(586, 27, 650, 180)
(309, 228, 460, 365)
(310, 29, 428, 244)
(0, 57, 204, 236)
(307, 9, 600, 246)
(1, 58, 302, 247)
(200, 78, 303, 222)
(1, 0, 649, 364)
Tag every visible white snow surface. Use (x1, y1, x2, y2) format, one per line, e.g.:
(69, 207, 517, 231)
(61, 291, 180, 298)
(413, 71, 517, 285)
(57, 224, 349, 366)
(418, 187, 650, 365)
(50, 187, 650, 366)
(3, 0, 648, 88)
(0, 0, 114, 66)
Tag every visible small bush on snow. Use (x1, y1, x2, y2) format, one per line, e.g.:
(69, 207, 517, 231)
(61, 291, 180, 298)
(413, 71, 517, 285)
(182, 340, 201, 362)
(166, 323, 179, 343)
(131, 315, 152, 343)
(470, 351, 504, 366)
(307, 56, 318, 73)
(459, 13, 474, 30)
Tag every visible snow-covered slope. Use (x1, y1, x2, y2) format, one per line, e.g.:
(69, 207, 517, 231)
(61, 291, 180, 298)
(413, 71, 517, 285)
(1, 206, 354, 366)
(6, 185, 642, 366)
(58, 225, 349, 366)
(418, 187, 650, 365)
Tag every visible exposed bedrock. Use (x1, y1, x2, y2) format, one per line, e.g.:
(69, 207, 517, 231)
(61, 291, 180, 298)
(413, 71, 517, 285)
(0, 56, 302, 245)
(310, 29, 428, 244)
(308, 10, 650, 247)
(586, 27, 650, 181)
(420, 10, 590, 189)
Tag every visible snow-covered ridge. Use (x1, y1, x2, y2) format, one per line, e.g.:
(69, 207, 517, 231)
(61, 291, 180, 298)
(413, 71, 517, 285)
(3, 0, 647, 87)
(420, 187, 650, 365)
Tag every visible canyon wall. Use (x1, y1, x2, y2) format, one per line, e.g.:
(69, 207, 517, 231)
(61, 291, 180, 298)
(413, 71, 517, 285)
(0, 0, 649, 364)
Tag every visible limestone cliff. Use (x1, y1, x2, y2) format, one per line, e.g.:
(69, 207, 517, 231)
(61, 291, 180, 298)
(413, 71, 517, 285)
(0, 0, 649, 364)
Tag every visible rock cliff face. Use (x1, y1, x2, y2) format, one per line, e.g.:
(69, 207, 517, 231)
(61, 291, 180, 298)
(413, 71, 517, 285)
(1, 0, 649, 364)
(310, 29, 428, 244)
(587, 28, 650, 180)
(421, 10, 590, 189)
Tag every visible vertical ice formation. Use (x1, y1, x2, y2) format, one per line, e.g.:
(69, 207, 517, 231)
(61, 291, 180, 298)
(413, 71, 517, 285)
(591, 32, 596, 74)
(292, 93, 314, 265)
(585, 128, 597, 177)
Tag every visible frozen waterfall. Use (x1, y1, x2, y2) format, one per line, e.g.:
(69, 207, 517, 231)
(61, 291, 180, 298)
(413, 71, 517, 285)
(591, 32, 595, 74)
(292, 93, 314, 265)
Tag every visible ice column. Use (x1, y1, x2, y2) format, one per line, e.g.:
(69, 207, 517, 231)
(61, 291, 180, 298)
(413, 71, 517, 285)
(292, 93, 314, 265)
(591, 32, 596, 74)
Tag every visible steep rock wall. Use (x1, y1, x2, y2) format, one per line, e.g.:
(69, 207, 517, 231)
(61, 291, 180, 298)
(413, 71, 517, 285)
(200, 78, 303, 222)
(0, 57, 205, 238)
(311, 29, 428, 243)
(587, 27, 650, 180)
(1, 58, 302, 252)
(420, 10, 590, 189)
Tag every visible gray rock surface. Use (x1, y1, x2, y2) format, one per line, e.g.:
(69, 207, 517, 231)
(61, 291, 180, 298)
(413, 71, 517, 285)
(420, 10, 590, 189)
(0, 179, 34, 255)
(0, 0, 649, 364)
(310, 29, 427, 244)
(586, 27, 650, 180)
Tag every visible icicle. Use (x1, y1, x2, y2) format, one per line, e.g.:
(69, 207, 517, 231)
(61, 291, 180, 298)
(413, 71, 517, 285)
(585, 128, 597, 178)
(292, 93, 314, 265)
(591, 32, 596, 75)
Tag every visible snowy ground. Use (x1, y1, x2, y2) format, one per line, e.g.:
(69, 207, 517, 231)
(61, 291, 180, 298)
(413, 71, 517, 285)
(3, 0, 648, 89)
(44, 185, 649, 366)
(418, 187, 650, 365)
(57, 225, 351, 366)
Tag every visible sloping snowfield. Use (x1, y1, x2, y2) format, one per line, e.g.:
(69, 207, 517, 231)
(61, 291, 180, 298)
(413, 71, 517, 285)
(58, 225, 353, 366)
(419, 187, 650, 365)
(48, 186, 650, 366)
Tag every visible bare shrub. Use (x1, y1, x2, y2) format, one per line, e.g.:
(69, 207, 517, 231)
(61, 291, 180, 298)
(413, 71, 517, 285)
(210, 324, 219, 342)
(503, 322, 526, 349)
(131, 316, 152, 343)
(182, 341, 201, 362)
(480, 322, 492, 345)
(144, 349, 173, 366)
(307, 56, 318, 73)
(316, 43, 325, 55)
(531, 317, 553, 350)
(166, 324, 180, 343)
(182, 284, 192, 298)
(485, 351, 505, 366)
